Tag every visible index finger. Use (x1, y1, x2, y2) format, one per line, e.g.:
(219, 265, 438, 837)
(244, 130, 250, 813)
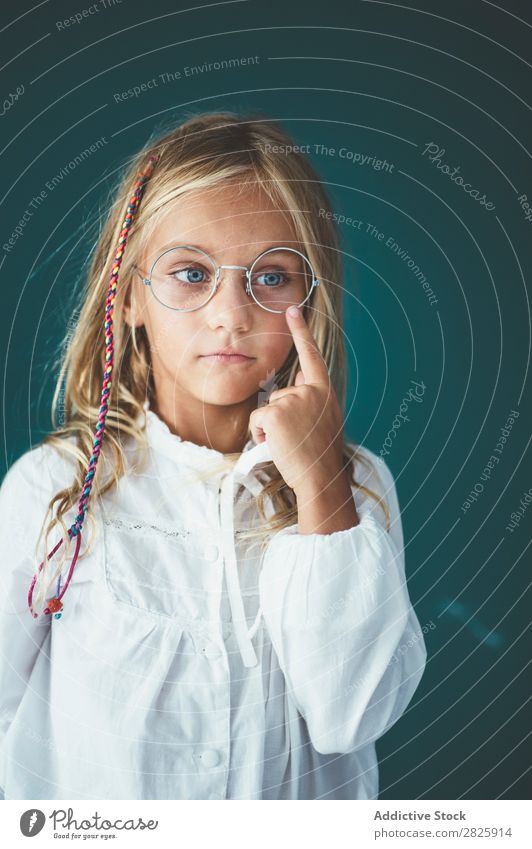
(285, 305, 330, 385)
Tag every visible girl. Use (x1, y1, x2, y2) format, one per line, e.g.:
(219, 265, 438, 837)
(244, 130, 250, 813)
(0, 111, 426, 800)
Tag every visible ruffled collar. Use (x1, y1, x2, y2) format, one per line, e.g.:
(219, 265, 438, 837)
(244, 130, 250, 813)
(139, 398, 273, 479)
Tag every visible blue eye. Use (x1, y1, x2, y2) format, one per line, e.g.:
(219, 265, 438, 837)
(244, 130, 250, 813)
(174, 266, 208, 285)
(254, 271, 286, 287)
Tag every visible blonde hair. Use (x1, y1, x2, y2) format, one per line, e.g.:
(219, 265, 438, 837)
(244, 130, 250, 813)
(33, 110, 389, 607)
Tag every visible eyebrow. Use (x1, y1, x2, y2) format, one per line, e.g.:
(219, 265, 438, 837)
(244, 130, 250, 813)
(152, 242, 301, 259)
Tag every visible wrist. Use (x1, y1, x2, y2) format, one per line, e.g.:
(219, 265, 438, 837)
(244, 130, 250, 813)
(294, 467, 353, 501)
(294, 469, 360, 535)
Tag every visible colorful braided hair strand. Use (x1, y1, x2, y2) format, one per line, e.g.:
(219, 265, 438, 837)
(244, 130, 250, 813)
(27, 153, 159, 620)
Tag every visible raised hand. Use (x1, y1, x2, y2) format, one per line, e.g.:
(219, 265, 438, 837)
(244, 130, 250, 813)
(249, 306, 358, 533)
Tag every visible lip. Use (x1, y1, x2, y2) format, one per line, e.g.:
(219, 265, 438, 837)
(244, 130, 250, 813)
(200, 352, 255, 364)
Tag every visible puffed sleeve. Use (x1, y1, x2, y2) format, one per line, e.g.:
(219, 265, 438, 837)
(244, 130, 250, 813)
(0, 446, 59, 797)
(258, 446, 427, 756)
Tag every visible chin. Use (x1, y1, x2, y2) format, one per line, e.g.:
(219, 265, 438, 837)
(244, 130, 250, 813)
(193, 383, 257, 407)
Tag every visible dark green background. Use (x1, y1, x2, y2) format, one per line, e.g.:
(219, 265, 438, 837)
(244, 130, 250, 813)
(1, 0, 530, 799)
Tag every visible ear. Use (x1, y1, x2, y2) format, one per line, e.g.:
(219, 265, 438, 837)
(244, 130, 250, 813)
(122, 278, 145, 329)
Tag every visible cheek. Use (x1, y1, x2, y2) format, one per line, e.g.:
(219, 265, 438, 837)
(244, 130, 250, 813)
(146, 314, 199, 362)
(256, 317, 294, 364)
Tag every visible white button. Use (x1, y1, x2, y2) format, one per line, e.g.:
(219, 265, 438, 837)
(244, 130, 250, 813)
(199, 748, 221, 768)
(202, 642, 222, 659)
(203, 544, 219, 562)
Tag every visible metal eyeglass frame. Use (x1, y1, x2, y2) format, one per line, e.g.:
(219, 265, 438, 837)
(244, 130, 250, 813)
(135, 245, 320, 314)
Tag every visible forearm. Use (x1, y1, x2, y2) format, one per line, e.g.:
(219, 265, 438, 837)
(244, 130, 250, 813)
(295, 470, 360, 535)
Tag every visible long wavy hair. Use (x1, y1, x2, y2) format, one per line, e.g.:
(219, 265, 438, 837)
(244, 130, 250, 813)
(33, 110, 389, 607)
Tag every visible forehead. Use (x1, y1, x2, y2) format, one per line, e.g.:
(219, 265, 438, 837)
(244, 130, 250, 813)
(144, 179, 300, 262)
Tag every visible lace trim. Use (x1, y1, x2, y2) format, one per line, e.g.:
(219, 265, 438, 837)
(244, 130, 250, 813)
(103, 516, 192, 541)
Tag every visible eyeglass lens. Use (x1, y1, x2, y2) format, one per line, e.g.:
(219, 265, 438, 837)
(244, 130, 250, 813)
(148, 247, 314, 312)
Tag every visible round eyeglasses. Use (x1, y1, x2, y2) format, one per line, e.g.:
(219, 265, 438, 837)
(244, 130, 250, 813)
(134, 245, 320, 314)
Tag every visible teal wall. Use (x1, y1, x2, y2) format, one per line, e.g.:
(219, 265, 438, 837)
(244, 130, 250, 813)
(1, 0, 530, 799)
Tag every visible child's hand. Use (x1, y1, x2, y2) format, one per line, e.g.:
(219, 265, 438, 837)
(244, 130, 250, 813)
(249, 305, 348, 498)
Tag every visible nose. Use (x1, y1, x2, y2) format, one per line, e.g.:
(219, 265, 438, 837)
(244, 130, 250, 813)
(204, 265, 253, 330)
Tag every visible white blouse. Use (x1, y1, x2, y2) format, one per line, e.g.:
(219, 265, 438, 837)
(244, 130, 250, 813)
(0, 401, 426, 800)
